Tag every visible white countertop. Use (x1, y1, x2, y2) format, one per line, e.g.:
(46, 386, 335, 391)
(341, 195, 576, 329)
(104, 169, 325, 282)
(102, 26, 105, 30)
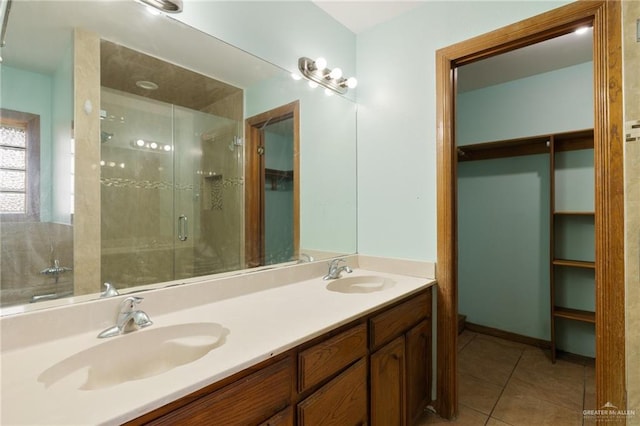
(1, 261, 435, 425)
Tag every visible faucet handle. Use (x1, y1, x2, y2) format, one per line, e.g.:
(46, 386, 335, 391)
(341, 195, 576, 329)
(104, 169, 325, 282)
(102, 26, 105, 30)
(120, 296, 143, 313)
(100, 282, 120, 298)
(329, 258, 346, 267)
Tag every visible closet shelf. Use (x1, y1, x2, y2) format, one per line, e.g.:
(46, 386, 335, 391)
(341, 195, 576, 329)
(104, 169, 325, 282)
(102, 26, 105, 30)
(457, 128, 594, 162)
(265, 168, 293, 191)
(553, 307, 595, 324)
(553, 259, 595, 269)
(553, 211, 595, 216)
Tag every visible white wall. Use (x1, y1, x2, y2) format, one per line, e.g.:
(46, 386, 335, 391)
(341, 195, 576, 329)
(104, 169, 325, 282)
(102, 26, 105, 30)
(356, 1, 571, 260)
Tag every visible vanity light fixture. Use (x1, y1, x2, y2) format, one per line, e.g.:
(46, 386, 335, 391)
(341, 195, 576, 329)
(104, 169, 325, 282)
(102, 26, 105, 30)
(297, 57, 358, 95)
(137, 0, 183, 14)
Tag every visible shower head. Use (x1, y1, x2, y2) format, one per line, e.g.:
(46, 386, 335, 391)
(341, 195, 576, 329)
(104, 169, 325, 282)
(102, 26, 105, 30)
(101, 131, 114, 144)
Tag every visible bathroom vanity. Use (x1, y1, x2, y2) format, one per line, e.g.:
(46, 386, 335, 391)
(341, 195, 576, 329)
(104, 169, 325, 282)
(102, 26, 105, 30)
(129, 287, 432, 425)
(0, 256, 435, 425)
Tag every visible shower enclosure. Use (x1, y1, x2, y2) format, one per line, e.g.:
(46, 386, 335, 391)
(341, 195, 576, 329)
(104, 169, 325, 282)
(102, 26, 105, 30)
(100, 87, 243, 289)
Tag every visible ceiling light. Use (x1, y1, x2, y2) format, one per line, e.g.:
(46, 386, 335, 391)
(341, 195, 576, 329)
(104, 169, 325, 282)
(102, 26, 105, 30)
(136, 80, 159, 90)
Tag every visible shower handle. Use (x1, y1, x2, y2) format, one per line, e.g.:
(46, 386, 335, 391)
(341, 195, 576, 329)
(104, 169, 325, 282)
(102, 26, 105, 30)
(178, 215, 188, 241)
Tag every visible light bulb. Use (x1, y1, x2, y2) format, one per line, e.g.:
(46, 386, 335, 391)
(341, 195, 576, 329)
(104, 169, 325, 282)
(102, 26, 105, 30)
(329, 68, 343, 79)
(291, 73, 302, 81)
(150, 142, 158, 149)
(136, 139, 145, 147)
(163, 145, 172, 152)
(324, 88, 333, 96)
(308, 81, 318, 89)
(314, 57, 327, 70)
(346, 77, 358, 89)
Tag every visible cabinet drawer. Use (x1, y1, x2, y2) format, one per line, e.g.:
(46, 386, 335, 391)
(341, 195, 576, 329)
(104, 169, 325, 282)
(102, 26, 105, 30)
(147, 357, 292, 425)
(370, 290, 431, 350)
(298, 323, 367, 392)
(297, 358, 367, 426)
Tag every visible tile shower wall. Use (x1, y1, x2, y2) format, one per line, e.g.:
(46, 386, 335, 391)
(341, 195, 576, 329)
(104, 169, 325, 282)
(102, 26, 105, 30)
(0, 223, 73, 306)
(73, 28, 101, 296)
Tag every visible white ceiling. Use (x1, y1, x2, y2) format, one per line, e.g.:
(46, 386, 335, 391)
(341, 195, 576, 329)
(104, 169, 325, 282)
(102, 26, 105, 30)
(313, 1, 593, 92)
(312, 1, 424, 34)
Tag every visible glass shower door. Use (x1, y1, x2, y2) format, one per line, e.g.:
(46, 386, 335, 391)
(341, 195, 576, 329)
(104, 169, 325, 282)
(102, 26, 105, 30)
(100, 88, 176, 289)
(172, 106, 243, 279)
(101, 89, 243, 289)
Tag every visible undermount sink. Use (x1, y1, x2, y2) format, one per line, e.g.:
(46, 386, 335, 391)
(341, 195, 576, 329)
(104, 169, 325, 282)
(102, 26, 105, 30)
(326, 275, 396, 294)
(38, 322, 229, 391)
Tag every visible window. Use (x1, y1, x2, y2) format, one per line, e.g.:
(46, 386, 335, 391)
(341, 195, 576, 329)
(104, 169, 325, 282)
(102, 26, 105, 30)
(0, 109, 40, 221)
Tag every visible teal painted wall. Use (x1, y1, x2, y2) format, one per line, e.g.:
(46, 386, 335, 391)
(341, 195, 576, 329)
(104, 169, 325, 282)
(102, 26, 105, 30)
(245, 74, 357, 254)
(179, 1, 358, 254)
(458, 154, 551, 340)
(457, 62, 593, 145)
(175, 1, 355, 90)
(264, 128, 294, 264)
(355, 1, 571, 260)
(456, 62, 595, 357)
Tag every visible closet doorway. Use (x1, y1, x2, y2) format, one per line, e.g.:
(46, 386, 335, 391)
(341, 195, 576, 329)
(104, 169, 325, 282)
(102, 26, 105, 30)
(435, 1, 624, 420)
(245, 101, 300, 268)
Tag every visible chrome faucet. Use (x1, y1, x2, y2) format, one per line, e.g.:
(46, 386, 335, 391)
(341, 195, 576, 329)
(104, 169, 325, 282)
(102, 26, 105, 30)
(297, 253, 315, 263)
(100, 282, 120, 298)
(323, 258, 353, 280)
(97, 296, 153, 338)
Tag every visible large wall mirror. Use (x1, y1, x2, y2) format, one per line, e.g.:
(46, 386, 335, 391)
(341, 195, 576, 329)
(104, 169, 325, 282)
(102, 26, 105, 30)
(0, 0, 357, 313)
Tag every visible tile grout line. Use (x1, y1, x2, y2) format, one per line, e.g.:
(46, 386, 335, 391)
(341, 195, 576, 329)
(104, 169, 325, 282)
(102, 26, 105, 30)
(484, 347, 525, 426)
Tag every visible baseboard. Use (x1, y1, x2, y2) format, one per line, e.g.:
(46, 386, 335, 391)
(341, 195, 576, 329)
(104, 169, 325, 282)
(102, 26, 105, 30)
(457, 314, 466, 335)
(556, 350, 596, 366)
(464, 322, 551, 349)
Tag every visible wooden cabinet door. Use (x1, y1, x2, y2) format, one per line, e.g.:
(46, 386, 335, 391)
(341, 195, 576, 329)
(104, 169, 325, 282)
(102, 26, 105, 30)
(371, 335, 406, 426)
(297, 358, 367, 426)
(406, 319, 431, 425)
(259, 406, 294, 426)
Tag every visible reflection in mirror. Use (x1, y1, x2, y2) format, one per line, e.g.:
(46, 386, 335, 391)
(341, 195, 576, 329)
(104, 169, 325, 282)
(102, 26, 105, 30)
(100, 40, 244, 289)
(245, 101, 299, 268)
(0, 1, 357, 313)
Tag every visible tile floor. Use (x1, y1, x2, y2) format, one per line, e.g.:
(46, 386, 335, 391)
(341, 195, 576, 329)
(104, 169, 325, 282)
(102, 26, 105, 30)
(417, 330, 595, 426)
